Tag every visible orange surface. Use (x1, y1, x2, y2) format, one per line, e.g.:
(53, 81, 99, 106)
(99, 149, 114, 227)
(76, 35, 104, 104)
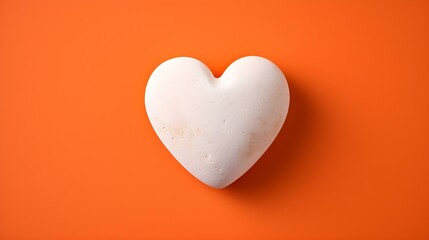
(1, 0, 429, 239)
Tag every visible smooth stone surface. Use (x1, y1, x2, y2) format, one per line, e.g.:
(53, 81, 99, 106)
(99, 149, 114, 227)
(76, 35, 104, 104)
(145, 56, 290, 188)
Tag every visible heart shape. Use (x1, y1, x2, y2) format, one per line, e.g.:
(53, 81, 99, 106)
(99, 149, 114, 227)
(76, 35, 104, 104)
(145, 56, 290, 188)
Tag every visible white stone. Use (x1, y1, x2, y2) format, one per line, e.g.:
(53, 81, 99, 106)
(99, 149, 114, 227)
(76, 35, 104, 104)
(145, 56, 290, 188)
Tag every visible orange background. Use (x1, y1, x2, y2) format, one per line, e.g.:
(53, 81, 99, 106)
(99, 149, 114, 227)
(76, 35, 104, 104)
(1, 0, 429, 239)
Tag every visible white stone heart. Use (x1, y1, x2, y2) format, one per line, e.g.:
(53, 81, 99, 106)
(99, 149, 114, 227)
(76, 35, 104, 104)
(145, 56, 289, 188)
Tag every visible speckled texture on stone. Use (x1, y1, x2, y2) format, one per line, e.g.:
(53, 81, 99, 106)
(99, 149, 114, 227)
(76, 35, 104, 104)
(145, 56, 290, 188)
